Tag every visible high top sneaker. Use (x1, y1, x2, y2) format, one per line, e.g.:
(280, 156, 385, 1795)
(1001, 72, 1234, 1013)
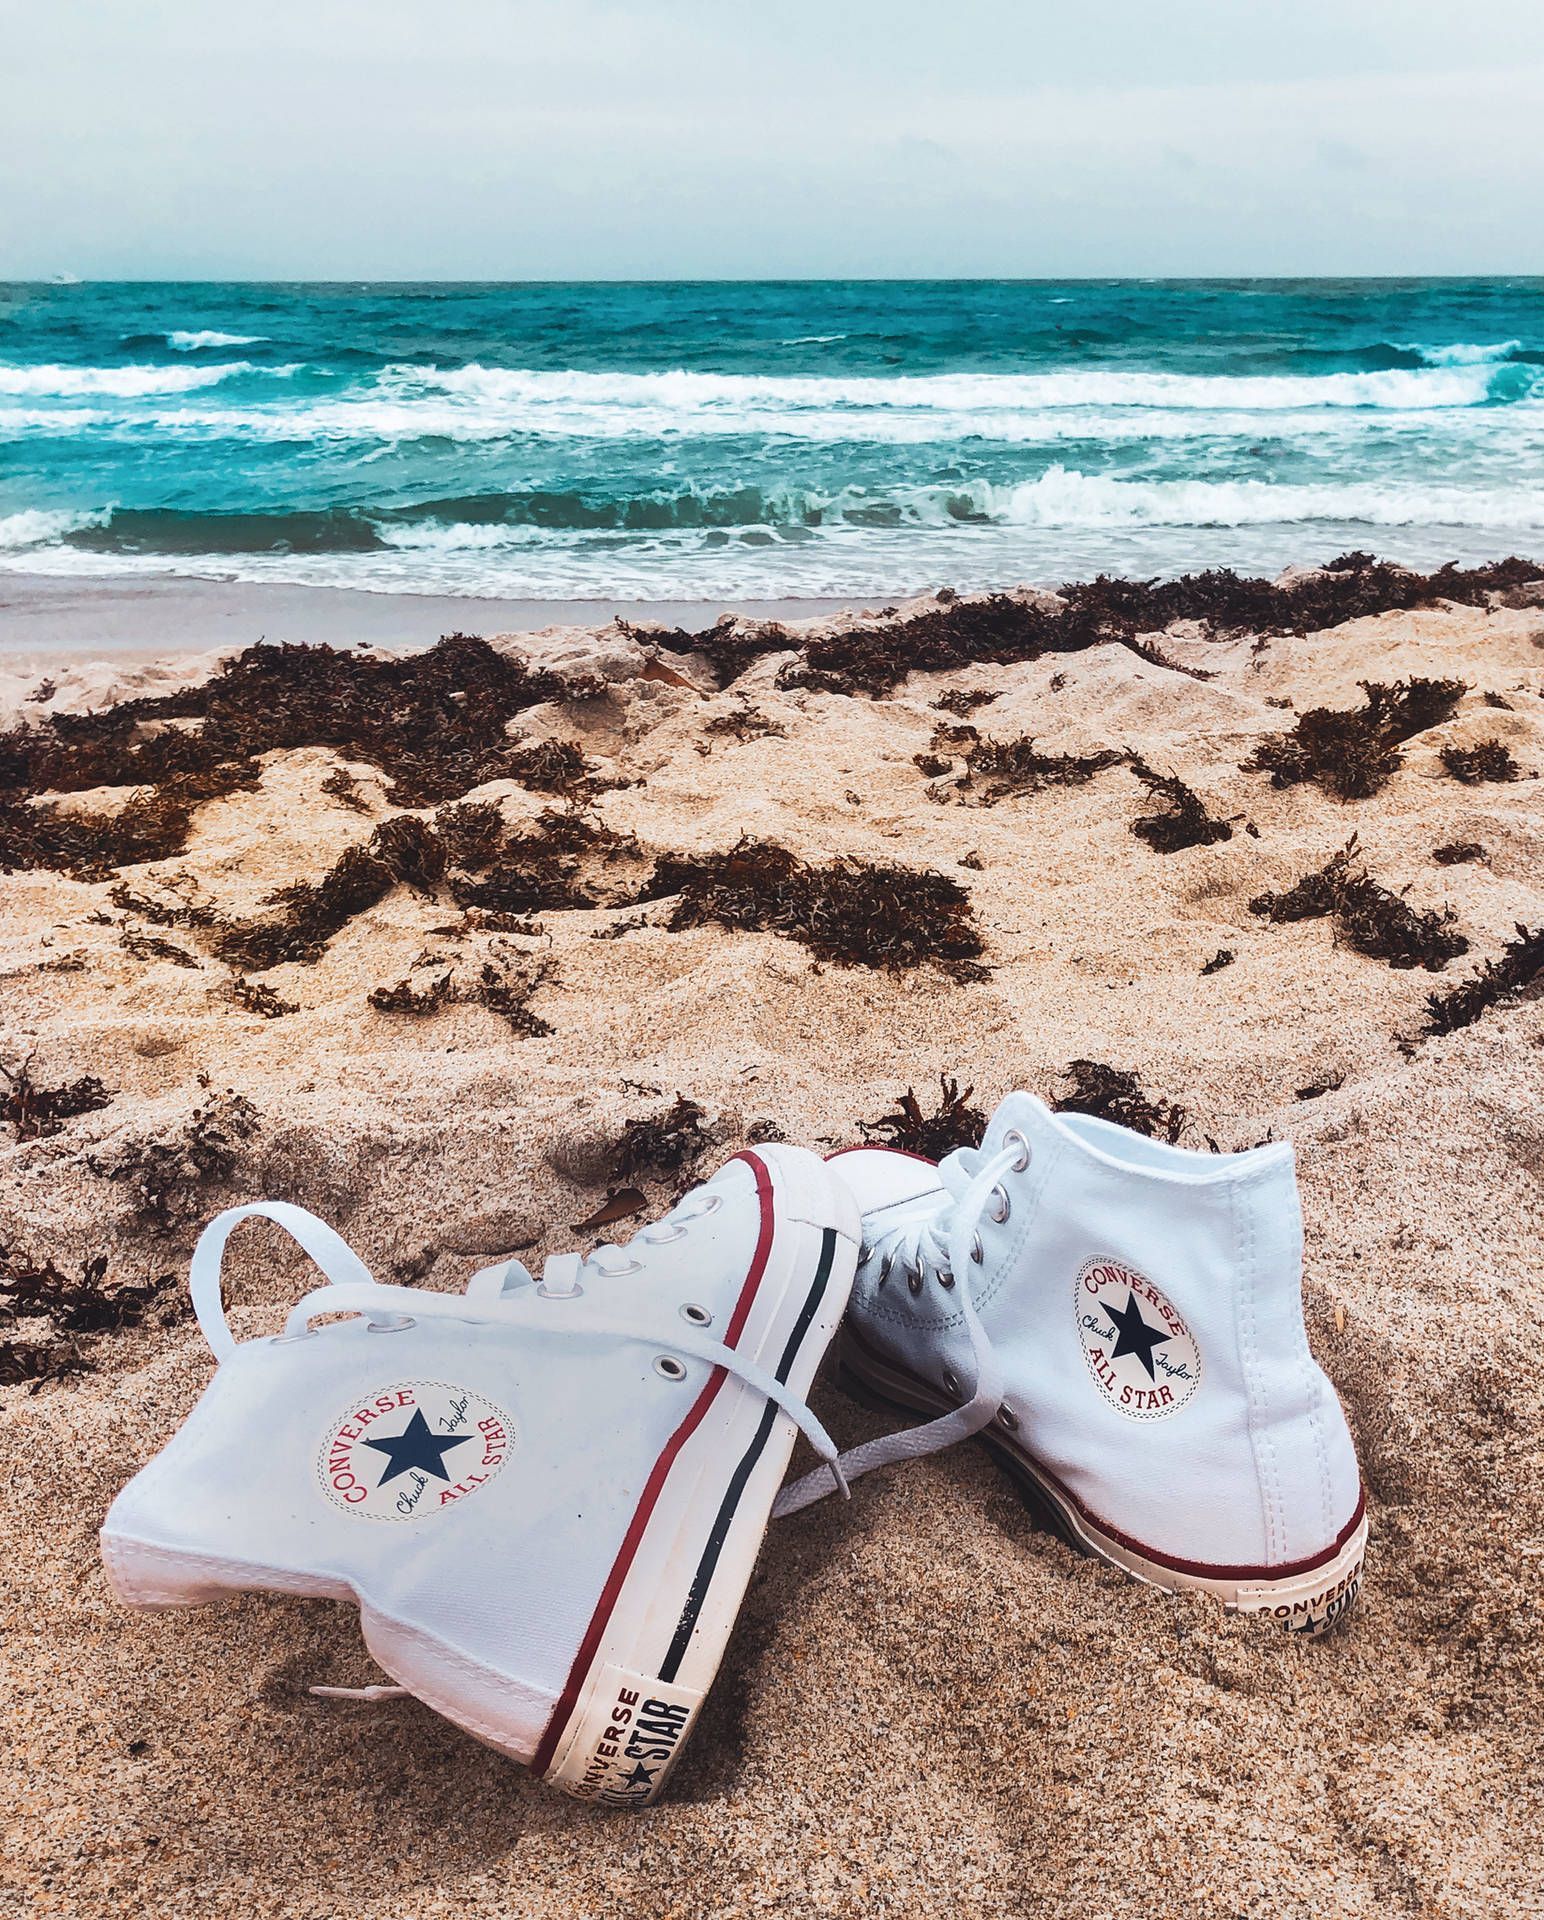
(101, 1145, 859, 1805)
(820, 1094, 1367, 1635)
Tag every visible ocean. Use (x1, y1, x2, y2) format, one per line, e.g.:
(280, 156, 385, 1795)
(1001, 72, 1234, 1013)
(3, 278, 1543, 604)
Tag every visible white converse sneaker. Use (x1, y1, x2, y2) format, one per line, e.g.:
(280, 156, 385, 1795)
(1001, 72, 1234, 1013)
(101, 1146, 859, 1805)
(817, 1095, 1367, 1635)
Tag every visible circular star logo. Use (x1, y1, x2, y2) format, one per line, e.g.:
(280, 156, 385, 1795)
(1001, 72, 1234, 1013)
(317, 1381, 513, 1521)
(1075, 1259, 1201, 1421)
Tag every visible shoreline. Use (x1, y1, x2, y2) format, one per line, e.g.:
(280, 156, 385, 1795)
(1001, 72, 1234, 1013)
(0, 570, 857, 661)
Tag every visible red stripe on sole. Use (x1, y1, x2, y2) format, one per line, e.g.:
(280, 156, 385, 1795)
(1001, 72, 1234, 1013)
(531, 1150, 777, 1779)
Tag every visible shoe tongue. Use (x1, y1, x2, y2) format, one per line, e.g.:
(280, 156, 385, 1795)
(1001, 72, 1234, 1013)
(982, 1090, 1052, 1154)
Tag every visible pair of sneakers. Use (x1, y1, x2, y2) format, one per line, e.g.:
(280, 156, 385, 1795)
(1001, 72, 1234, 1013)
(101, 1092, 1367, 1807)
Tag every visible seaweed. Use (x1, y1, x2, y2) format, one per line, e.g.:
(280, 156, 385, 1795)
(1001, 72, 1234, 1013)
(933, 688, 999, 716)
(321, 767, 372, 813)
(109, 880, 218, 930)
(1424, 924, 1544, 1035)
(1201, 948, 1235, 975)
(228, 976, 298, 1018)
(1126, 635, 1216, 681)
(1433, 841, 1486, 866)
(0, 1245, 175, 1389)
(471, 957, 556, 1037)
(502, 738, 627, 799)
(1128, 761, 1233, 853)
(1295, 1071, 1346, 1100)
(91, 1091, 261, 1232)
(702, 707, 788, 743)
(643, 836, 988, 979)
(368, 972, 454, 1015)
(0, 763, 261, 880)
(637, 557, 1543, 699)
(1244, 677, 1467, 800)
(1, 1061, 111, 1140)
(1053, 1061, 1189, 1144)
(1439, 740, 1521, 785)
(857, 1076, 985, 1160)
(954, 734, 1127, 806)
(120, 927, 201, 969)
(1249, 837, 1469, 972)
(610, 1094, 710, 1183)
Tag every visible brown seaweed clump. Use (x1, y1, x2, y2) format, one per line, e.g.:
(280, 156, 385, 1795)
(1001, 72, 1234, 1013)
(90, 1090, 261, 1233)
(1201, 948, 1235, 975)
(1245, 677, 1468, 800)
(1433, 841, 1486, 867)
(644, 837, 988, 980)
(952, 733, 1127, 806)
(610, 1094, 710, 1183)
(1424, 924, 1544, 1035)
(701, 707, 788, 744)
(857, 1076, 985, 1160)
(1439, 740, 1521, 785)
(1250, 837, 1469, 972)
(1, 1245, 175, 1390)
(1128, 761, 1233, 853)
(1053, 1060, 1189, 1144)
(1, 1061, 111, 1141)
(639, 556, 1543, 699)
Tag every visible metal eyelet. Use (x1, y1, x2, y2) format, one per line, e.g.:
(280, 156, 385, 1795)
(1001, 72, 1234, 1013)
(594, 1259, 643, 1278)
(270, 1329, 318, 1346)
(679, 1302, 712, 1328)
(876, 1253, 893, 1289)
(645, 1224, 688, 1245)
(1004, 1128, 1031, 1173)
(937, 1266, 956, 1291)
(366, 1314, 416, 1334)
(537, 1279, 584, 1299)
(942, 1365, 961, 1397)
(988, 1185, 1010, 1224)
(997, 1403, 1020, 1432)
(907, 1265, 924, 1296)
(694, 1193, 724, 1216)
(969, 1233, 984, 1265)
(653, 1354, 688, 1382)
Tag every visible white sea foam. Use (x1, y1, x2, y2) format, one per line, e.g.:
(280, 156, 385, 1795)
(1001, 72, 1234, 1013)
(1413, 340, 1522, 367)
(165, 329, 269, 350)
(0, 360, 281, 398)
(0, 506, 109, 550)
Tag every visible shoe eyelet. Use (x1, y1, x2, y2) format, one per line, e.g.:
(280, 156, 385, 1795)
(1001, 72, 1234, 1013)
(653, 1354, 688, 1382)
(907, 1265, 924, 1296)
(997, 1402, 1020, 1432)
(1004, 1128, 1031, 1173)
(695, 1193, 724, 1216)
(645, 1223, 688, 1245)
(988, 1185, 1010, 1225)
(595, 1259, 643, 1278)
(875, 1253, 893, 1289)
(366, 1314, 416, 1334)
(537, 1279, 584, 1299)
(942, 1365, 961, 1397)
(270, 1329, 318, 1346)
(937, 1266, 956, 1291)
(969, 1233, 984, 1265)
(679, 1302, 712, 1328)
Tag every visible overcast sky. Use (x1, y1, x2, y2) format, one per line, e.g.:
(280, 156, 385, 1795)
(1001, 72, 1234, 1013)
(2, 1, 1542, 279)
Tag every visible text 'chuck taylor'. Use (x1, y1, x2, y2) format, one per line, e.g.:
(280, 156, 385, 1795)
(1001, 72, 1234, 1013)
(826, 1094, 1367, 1635)
(101, 1145, 860, 1804)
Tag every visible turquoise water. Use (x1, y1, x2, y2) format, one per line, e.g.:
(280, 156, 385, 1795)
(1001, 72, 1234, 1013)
(2, 279, 1542, 599)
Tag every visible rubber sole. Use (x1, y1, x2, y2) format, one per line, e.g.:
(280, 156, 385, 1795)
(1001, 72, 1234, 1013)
(535, 1148, 860, 1804)
(839, 1333, 1367, 1638)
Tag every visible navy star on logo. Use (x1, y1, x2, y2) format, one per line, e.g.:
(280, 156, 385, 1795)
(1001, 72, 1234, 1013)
(1102, 1289, 1173, 1380)
(621, 1761, 657, 1791)
(362, 1407, 474, 1486)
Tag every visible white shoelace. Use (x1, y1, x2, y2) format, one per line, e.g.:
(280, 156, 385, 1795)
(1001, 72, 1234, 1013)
(189, 1196, 848, 1501)
(772, 1137, 1023, 1517)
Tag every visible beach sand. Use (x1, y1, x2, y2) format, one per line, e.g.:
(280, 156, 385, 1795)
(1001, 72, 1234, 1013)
(1, 582, 1541, 1918)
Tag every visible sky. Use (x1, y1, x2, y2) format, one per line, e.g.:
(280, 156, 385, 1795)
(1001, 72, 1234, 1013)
(2, 0, 1543, 279)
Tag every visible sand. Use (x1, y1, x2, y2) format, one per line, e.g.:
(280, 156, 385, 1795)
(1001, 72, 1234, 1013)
(1, 587, 1542, 1918)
